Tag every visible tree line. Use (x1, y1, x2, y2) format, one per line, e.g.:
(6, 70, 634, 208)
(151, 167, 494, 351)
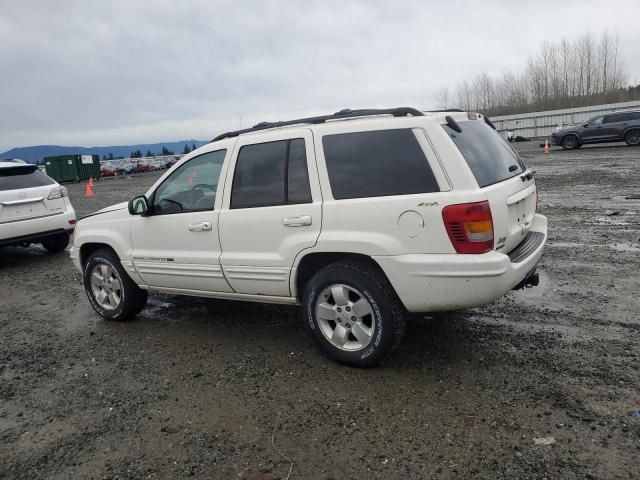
(436, 30, 640, 116)
(102, 143, 197, 160)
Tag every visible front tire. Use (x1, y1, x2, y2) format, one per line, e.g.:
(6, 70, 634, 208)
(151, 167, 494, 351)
(83, 249, 148, 321)
(42, 233, 69, 253)
(302, 261, 406, 367)
(624, 129, 640, 146)
(561, 135, 579, 150)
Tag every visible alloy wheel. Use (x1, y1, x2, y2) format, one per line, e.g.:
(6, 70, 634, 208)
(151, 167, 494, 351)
(315, 284, 375, 351)
(627, 130, 640, 145)
(90, 263, 122, 310)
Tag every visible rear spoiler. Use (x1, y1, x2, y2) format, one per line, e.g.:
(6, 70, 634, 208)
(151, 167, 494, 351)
(443, 111, 497, 132)
(0, 164, 38, 176)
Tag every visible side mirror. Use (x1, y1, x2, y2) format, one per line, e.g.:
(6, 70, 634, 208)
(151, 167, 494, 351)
(582, 123, 589, 128)
(128, 195, 149, 215)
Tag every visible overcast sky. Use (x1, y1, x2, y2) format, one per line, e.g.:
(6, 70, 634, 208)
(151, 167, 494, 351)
(1, 0, 639, 152)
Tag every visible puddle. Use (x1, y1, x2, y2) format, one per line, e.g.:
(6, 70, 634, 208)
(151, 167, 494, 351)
(594, 217, 631, 225)
(547, 242, 640, 252)
(547, 242, 584, 248)
(608, 243, 640, 252)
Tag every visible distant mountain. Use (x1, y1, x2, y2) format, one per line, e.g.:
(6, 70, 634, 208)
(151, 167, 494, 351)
(0, 140, 209, 164)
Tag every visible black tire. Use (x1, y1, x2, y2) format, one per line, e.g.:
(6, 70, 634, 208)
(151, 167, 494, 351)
(624, 129, 640, 146)
(83, 248, 148, 321)
(42, 233, 69, 253)
(561, 135, 579, 150)
(302, 261, 406, 367)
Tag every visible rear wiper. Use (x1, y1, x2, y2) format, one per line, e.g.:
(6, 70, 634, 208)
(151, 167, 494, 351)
(445, 115, 462, 133)
(520, 170, 535, 181)
(484, 116, 497, 130)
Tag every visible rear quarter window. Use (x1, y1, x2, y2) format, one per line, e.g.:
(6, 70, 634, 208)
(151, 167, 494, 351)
(0, 167, 55, 191)
(443, 121, 525, 188)
(322, 129, 440, 200)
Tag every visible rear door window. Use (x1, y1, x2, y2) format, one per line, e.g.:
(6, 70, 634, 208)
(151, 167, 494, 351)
(322, 129, 439, 200)
(231, 138, 312, 209)
(442, 121, 525, 188)
(606, 112, 640, 122)
(0, 166, 55, 191)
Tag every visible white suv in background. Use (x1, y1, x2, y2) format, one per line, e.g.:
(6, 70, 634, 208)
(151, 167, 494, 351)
(0, 162, 76, 252)
(70, 108, 546, 367)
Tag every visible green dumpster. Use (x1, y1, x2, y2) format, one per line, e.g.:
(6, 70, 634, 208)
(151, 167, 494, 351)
(43, 154, 101, 182)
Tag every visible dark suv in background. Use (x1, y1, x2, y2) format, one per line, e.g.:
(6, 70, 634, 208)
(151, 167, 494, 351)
(551, 110, 640, 149)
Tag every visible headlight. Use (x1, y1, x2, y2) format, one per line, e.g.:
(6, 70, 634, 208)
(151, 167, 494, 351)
(47, 185, 68, 199)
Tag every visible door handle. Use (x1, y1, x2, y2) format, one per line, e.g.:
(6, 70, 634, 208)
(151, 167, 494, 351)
(188, 221, 212, 231)
(282, 215, 312, 227)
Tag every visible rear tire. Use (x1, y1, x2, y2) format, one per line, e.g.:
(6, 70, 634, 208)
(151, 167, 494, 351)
(624, 129, 640, 146)
(561, 135, 579, 150)
(42, 233, 69, 253)
(83, 248, 147, 321)
(302, 261, 406, 367)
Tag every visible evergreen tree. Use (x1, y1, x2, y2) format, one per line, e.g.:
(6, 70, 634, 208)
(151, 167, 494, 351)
(191, 143, 197, 151)
(182, 144, 190, 154)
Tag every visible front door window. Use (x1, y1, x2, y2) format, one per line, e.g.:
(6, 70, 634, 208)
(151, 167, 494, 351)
(152, 150, 226, 215)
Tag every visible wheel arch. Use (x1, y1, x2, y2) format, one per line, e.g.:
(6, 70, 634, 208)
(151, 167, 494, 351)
(624, 126, 640, 139)
(561, 132, 580, 145)
(293, 251, 392, 300)
(79, 242, 117, 266)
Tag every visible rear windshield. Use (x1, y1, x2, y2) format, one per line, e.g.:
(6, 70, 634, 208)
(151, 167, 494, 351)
(443, 120, 525, 187)
(0, 166, 55, 191)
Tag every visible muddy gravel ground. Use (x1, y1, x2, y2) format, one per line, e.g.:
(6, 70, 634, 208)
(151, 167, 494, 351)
(1, 143, 639, 480)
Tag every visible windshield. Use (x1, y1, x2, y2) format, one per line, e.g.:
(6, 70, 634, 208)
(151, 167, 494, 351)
(443, 120, 526, 187)
(0, 166, 55, 191)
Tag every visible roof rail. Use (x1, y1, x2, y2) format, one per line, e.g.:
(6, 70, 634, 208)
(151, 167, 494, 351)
(211, 107, 424, 142)
(426, 108, 465, 113)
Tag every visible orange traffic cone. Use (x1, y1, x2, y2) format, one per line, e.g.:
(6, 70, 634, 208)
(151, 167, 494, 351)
(85, 181, 94, 198)
(543, 139, 550, 154)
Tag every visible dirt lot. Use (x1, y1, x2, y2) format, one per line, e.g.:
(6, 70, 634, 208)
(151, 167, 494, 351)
(1, 143, 639, 479)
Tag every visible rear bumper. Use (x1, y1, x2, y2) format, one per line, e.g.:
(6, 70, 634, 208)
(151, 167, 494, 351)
(374, 214, 547, 313)
(0, 203, 76, 246)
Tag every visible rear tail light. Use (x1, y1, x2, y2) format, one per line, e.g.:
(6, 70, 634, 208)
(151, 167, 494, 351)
(442, 201, 494, 254)
(47, 185, 68, 199)
(467, 112, 478, 120)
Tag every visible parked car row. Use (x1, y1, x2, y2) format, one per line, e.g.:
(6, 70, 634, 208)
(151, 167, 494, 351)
(100, 157, 178, 177)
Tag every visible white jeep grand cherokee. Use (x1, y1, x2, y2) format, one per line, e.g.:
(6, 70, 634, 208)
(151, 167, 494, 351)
(70, 108, 546, 367)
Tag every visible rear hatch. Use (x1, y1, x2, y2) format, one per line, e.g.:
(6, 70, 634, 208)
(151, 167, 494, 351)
(0, 164, 65, 224)
(442, 115, 537, 253)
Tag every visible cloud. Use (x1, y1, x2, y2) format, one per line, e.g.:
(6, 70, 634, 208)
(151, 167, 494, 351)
(1, 0, 639, 151)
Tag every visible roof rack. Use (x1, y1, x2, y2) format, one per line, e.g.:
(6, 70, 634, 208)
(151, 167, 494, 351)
(211, 107, 424, 142)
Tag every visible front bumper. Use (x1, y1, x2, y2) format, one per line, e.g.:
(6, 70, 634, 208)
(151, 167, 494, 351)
(69, 244, 82, 272)
(374, 214, 547, 313)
